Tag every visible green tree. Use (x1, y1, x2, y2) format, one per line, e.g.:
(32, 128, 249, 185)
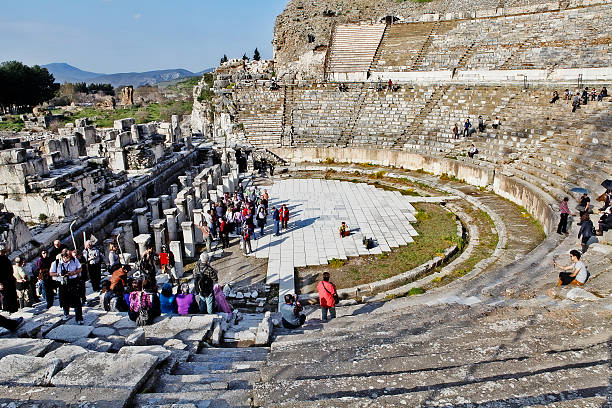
(0, 61, 59, 112)
(242, 53, 249, 61)
(220, 54, 228, 64)
(253, 48, 261, 61)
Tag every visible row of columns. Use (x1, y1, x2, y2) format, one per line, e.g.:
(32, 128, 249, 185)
(124, 151, 241, 279)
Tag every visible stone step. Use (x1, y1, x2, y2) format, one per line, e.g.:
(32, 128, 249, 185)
(191, 349, 269, 363)
(173, 360, 264, 375)
(134, 389, 251, 408)
(158, 371, 261, 390)
(255, 344, 609, 406)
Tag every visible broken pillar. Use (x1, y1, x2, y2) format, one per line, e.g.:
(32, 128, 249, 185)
(147, 198, 160, 221)
(134, 208, 148, 235)
(151, 219, 167, 253)
(164, 208, 179, 241)
(117, 220, 136, 260)
(160, 195, 172, 211)
(181, 222, 195, 258)
(169, 241, 184, 278)
(192, 209, 204, 244)
(170, 184, 179, 202)
(133, 234, 151, 260)
(175, 198, 186, 224)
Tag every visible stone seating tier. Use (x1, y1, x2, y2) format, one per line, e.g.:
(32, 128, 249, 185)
(341, 3, 612, 73)
(326, 23, 387, 74)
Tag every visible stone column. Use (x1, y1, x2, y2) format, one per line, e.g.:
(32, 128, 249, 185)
(181, 222, 195, 258)
(192, 209, 204, 244)
(151, 219, 166, 253)
(160, 194, 171, 211)
(222, 175, 231, 193)
(216, 185, 224, 200)
(169, 241, 184, 278)
(164, 208, 179, 241)
(147, 198, 160, 221)
(134, 208, 148, 235)
(133, 234, 151, 260)
(186, 194, 195, 221)
(208, 190, 217, 204)
(170, 184, 179, 202)
(175, 198, 186, 224)
(207, 174, 214, 190)
(178, 176, 189, 190)
(117, 220, 136, 260)
(130, 124, 140, 144)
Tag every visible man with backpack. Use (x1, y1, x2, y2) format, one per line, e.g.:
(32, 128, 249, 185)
(49, 249, 84, 324)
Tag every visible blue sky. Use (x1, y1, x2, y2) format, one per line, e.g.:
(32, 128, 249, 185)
(1, 0, 288, 73)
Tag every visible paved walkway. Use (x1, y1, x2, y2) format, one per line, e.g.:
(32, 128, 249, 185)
(248, 179, 419, 307)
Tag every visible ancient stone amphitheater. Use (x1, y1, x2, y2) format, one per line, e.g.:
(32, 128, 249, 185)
(1, 0, 610, 407)
(218, 0, 612, 406)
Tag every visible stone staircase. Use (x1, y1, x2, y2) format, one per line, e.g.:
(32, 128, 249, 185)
(326, 23, 387, 75)
(254, 298, 612, 407)
(135, 346, 270, 408)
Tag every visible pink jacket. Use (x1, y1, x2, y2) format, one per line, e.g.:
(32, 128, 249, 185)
(317, 281, 337, 308)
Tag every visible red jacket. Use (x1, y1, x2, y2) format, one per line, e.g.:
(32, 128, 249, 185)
(280, 207, 289, 221)
(317, 281, 337, 308)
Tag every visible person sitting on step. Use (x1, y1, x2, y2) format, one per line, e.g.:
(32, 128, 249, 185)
(159, 283, 177, 314)
(339, 222, 350, 238)
(176, 283, 198, 316)
(280, 294, 306, 329)
(554, 249, 588, 287)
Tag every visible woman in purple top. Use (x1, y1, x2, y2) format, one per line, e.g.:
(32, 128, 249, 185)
(176, 283, 197, 315)
(213, 284, 233, 314)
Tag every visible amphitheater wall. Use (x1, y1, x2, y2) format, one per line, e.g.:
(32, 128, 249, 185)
(273, 147, 555, 235)
(364, 67, 612, 84)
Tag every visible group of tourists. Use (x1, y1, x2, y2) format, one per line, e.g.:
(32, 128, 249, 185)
(554, 86, 608, 112)
(196, 186, 290, 256)
(554, 186, 611, 287)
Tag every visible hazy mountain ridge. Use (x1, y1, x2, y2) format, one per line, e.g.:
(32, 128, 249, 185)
(42, 63, 213, 87)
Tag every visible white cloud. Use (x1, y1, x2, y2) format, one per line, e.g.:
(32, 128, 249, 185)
(133, 13, 142, 20)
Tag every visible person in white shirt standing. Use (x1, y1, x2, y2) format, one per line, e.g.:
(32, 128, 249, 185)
(50, 249, 84, 324)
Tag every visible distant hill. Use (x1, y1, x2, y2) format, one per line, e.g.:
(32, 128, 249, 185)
(42, 63, 103, 83)
(43, 63, 214, 88)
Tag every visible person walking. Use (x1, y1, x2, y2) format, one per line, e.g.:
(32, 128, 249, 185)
(108, 243, 121, 269)
(317, 272, 338, 321)
(272, 206, 281, 236)
(256, 207, 267, 238)
(83, 241, 102, 292)
(50, 249, 84, 324)
(557, 197, 571, 235)
(139, 245, 158, 283)
(242, 223, 253, 255)
(159, 245, 177, 285)
(196, 222, 213, 254)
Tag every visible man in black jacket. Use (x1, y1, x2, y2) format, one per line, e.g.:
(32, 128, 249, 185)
(0, 245, 18, 313)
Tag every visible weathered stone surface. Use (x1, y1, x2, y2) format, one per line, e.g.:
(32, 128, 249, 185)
(163, 338, 188, 350)
(46, 324, 94, 343)
(0, 355, 61, 386)
(114, 317, 137, 329)
(73, 338, 113, 352)
(92, 327, 116, 337)
(0, 385, 136, 408)
(44, 345, 90, 368)
(96, 313, 124, 326)
(106, 335, 126, 351)
(118, 346, 172, 364)
(566, 288, 599, 301)
(126, 327, 146, 346)
(0, 338, 55, 359)
(51, 353, 158, 390)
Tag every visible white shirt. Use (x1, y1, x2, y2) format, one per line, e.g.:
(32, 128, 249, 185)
(50, 258, 82, 281)
(573, 261, 588, 284)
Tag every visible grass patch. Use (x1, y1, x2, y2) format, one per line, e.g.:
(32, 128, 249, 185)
(296, 202, 458, 290)
(328, 258, 346, 268)
(0, 115, 25, 132)
(322, 157, 336, 164)
(407, 287, 426, 296)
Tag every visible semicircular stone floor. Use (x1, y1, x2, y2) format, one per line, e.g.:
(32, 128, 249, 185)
(248, 179, 454, 308)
